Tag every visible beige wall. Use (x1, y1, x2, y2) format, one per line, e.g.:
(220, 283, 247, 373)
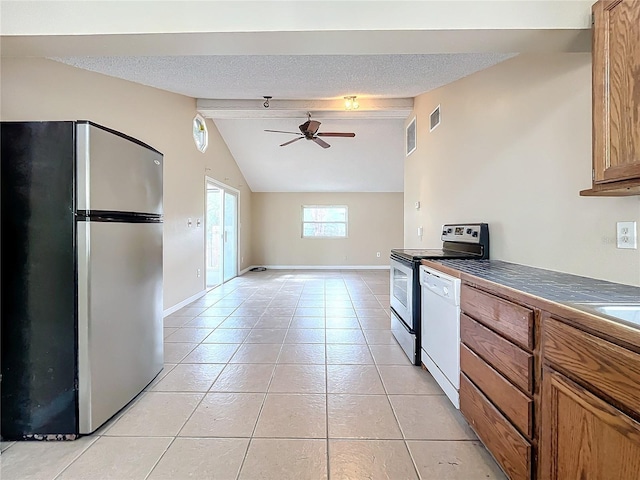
(405, 53, 640, 286)
(252, 193, 403, 267)
(1, 57, 253, 309)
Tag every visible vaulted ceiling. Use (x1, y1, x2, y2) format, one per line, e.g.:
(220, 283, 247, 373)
(51, 53, 515, 192)
(1, 1, 592, 193)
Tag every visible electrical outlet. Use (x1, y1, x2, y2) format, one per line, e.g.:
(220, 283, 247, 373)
(376, 252, 381, 258)
(196, 268, 201, 277)
(617, 221, 637, 249)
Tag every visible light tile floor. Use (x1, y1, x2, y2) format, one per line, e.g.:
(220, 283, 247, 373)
(0, 270, 506, 480)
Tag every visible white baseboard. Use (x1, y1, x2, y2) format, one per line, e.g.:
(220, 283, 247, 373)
(242, 265, 390, 271)
(166, 265, 388, 314)
(239, 265, 254, 275)
(163, 289, 207, 317)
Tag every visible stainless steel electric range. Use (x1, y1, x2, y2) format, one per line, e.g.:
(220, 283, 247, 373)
(389, 223, 489, 365)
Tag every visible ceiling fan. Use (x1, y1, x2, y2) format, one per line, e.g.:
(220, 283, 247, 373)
(265, 113, 356, 149)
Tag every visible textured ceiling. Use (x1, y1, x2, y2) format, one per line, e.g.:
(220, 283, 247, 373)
(51, 53, 514, 192)
(53, 54, 513, 100)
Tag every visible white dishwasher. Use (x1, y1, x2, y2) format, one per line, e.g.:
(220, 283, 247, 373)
(420, 265, 462, 408)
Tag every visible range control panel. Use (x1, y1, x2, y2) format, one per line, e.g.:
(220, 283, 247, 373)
(441, 224, 484, 243)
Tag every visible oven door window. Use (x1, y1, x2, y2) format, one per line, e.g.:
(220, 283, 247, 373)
(392, 267, 409, 308)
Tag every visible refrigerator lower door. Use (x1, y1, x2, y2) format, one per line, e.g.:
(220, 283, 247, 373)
(77, 221, 163, 434)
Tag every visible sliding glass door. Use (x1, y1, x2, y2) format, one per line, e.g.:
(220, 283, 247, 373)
(205, 178, 239, 288)
(223, 191, 238, 283)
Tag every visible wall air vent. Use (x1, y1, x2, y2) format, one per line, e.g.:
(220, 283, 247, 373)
(429, 105, 441, 132)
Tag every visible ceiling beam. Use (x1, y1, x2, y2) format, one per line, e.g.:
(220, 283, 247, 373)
(0, 1, 592, 58)
(1, 29, 591, 57)
(196, 98, 414, 119)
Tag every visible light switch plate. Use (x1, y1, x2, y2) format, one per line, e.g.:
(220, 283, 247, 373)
(617, 221, 637, 249)
(417, 226, 423, 237)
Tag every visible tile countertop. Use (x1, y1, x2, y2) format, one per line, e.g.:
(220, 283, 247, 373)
(430, 259, 640, 304)
(422, 259, 640, 342)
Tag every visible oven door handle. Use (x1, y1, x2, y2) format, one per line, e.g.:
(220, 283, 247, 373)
(391, 308, 414, 334)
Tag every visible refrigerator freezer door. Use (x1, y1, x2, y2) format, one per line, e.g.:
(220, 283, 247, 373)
(77, 221, 163, 434)
(76, 123, 163, 215)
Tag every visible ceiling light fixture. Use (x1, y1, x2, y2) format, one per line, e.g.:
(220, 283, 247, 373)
(344, 96, 359, 111)
(263, 96, 272, 108)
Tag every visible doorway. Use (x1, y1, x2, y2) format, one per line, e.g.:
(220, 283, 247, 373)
(205, 178, 239, 289)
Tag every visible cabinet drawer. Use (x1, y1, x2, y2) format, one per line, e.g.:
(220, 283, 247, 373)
(461, 343, 533, 438)
(461, 374, 532, 480)
(543, 317, 640, 416)
(461, 286, 534, 350)
(461, 314, 533, 393)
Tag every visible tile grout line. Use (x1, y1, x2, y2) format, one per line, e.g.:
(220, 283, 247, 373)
(158, 282, 261, 479)
(50, 435, 101, 480)
(233, 280, 295, 480)
(142, 436, 178, 480)
(363, 296, 424, 480)
(325, 281, 331, 480)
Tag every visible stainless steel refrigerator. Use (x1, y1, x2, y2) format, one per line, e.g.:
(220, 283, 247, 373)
(1, 121, 164, 440)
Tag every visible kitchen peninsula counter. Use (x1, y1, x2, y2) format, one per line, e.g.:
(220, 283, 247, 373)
(420, 258, 640, 479)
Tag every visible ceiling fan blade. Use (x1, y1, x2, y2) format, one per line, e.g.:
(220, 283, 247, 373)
(300, 120, 321, 135)
(307, 120, 321, 135)
(280, 137, 304, 147)
(316, 132, 356, 137)
(312, 137, 331, 149)
(265, 129, 303, 135)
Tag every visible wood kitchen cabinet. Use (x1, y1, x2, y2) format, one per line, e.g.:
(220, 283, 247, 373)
(540, 368, 640, 479)
(460, 285, 640, 479)
(459, 284, 536, 479)
(540, 315, 640, 479)
(581, 0, 640, 196)
(421, 259, 640, 480)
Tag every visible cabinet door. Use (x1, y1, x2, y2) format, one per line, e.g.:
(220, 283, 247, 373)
(593, 0, 640, 184)
(540, 367, 640, 480)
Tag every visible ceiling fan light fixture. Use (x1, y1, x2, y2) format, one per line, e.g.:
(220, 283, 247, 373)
(344, 96, 359, 110)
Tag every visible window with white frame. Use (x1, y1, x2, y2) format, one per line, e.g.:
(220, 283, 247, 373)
(302, 205, 348, 238)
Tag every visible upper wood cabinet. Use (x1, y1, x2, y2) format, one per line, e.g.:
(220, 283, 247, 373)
(581, 0, 640, 196)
